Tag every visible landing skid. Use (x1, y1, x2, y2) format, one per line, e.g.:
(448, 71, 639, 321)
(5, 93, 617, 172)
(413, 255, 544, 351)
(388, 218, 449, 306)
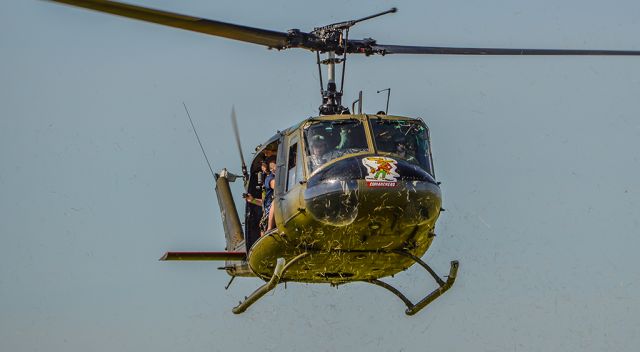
(231, 251, 457, 315)
(232, 252, 308, 314)
(367, 252, 458, 316)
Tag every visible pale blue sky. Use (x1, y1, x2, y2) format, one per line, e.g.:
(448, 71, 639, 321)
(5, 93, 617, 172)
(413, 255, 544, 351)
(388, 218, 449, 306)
(1, 1, 640, 351)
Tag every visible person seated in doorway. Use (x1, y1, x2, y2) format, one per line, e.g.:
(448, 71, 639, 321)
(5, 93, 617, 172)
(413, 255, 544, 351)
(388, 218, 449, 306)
(245, 157, 277, 236)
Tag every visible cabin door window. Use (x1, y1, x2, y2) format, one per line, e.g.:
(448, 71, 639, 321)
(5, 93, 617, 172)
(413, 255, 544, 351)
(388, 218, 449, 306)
(286, 140, 299, 192)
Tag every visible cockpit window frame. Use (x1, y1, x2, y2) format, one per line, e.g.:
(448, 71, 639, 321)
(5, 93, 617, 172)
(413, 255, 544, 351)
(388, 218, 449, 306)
(301, 116, 372, 175)
(368, 116, 436, 177)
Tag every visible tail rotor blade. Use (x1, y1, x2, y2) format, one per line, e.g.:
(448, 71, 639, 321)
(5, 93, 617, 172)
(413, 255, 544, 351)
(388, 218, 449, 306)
(231, 106, 248, 180)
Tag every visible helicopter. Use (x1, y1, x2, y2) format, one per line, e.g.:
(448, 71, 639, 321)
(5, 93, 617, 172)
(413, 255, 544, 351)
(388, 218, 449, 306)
(47, 0, 640, 315)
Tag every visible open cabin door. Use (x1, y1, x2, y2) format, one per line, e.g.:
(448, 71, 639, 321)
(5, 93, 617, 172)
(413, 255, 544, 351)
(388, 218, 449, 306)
(244, 137, 280, 250)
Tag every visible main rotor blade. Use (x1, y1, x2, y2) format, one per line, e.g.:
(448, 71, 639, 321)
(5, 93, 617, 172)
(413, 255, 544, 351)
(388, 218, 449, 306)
(47, 0, 290, 49)
(46, 1, 640, 57)
(365, 44, 640, 56)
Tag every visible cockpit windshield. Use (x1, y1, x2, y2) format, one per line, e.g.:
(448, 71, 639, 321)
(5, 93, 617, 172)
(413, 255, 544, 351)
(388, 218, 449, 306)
(304, 119, 369, 172)
(370, 119, 434, 175)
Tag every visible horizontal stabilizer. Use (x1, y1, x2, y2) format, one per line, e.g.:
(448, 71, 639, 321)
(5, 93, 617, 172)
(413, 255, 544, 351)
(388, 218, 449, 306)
(160, 251, 246, 261)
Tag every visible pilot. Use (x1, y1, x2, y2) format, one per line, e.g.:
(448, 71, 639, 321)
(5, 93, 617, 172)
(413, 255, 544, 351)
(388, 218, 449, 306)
(395, 140, 415, 163)
(309, 127, 365, 170)
(309, 135, 329, 170)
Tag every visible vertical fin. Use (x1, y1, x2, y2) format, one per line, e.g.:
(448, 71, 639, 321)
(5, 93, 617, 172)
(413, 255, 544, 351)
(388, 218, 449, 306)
(215, 170, 245, 251)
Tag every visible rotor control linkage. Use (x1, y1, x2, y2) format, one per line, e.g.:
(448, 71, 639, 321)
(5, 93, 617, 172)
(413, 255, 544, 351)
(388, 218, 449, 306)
(311, 7, 397, 34)
(366, 253, 459, 316)
(232, 253, 308, 314)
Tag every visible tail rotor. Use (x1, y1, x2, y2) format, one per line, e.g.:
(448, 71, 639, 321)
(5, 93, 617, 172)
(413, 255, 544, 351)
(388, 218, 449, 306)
(231, 106, 249, 181)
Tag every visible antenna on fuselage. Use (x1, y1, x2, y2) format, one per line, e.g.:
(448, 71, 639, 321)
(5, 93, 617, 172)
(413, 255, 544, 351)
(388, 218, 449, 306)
(377, 88, 391, 114)
(183, 102, 216, 182)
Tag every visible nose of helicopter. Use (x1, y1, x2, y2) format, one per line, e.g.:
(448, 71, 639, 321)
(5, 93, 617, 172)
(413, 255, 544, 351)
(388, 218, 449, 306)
(303, 155, 441, 232)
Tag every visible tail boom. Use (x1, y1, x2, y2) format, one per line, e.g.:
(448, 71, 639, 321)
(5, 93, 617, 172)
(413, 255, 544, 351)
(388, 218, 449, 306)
(160, 251, 246, 261)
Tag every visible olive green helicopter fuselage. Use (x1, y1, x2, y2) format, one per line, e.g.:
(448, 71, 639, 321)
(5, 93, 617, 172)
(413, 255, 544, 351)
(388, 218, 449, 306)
(231, 114, 442, 284)
(169, 110, 459, 315)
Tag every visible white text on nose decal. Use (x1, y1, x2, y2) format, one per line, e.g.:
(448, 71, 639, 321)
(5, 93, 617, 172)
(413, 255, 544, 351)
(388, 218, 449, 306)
(362, 157, 400, 187)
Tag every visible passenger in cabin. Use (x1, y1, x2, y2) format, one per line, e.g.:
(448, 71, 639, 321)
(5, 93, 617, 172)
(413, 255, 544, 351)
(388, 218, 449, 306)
(245, 157, 277, 236)
(262, 148, 277, 158)
(263, 158, 277, 233)
(257, 160, 269, 197)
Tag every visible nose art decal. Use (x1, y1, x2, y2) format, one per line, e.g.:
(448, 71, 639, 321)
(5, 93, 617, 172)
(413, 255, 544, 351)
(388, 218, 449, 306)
(362, 156, 400, 187)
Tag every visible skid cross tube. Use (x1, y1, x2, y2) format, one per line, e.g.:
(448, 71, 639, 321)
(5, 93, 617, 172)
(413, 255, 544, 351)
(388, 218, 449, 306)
(367, 256, 459, 316)
(232, 253, 308, 314)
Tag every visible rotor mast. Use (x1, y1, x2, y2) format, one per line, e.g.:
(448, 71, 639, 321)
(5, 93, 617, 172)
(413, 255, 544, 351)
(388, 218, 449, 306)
(319, 51, 348, 115)
(315, 8, 398, 115)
